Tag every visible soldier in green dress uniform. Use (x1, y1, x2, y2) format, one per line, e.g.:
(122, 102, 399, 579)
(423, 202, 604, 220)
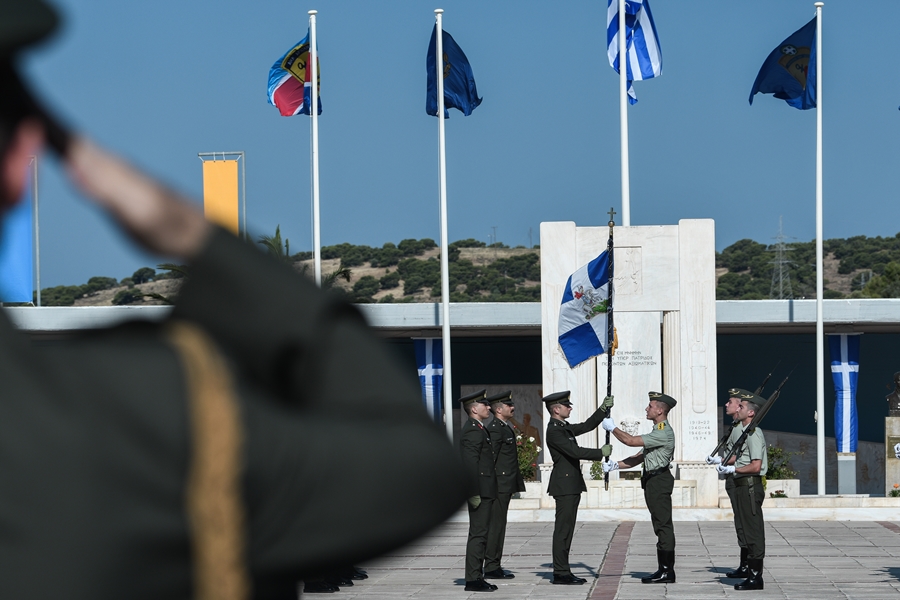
(706, 390, 749, 579)
(0, 3, 468, 597)
(483, 390, 525, 580)
(459, 390, 499, 592)
(544, 390, 614, 585)
(602, 391, 677, 584)
(716, 389, 768, 591)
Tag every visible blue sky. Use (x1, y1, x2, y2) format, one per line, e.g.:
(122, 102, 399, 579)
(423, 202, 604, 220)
(17, 0, 900, 287)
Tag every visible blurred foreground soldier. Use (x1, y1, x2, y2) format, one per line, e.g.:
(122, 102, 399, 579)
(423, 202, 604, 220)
(602, 392, 677, 584)
(459, 390, 498, 592)
(0, 2, 467, 598)
(706, 390, 749, 580)
(716, 389, 768, 591)
(544, 391, 613, 585)
(483, 390, 525, 580)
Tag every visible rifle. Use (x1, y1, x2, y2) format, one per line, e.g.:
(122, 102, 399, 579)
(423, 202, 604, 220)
(707, 362, 780, 458)
(721, 368, 795, 466)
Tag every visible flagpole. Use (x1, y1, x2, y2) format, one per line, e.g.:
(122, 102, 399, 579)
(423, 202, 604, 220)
(814, 1, 825, 495)
(309, 9, 322, 286)
(435, 9, 454, 440)
(618, 0, 631, 226)
(603, 209, 615, 491)
(30, 156, 40, 306)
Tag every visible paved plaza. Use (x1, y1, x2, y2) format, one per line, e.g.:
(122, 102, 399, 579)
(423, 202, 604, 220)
(314, 521, 900, 599)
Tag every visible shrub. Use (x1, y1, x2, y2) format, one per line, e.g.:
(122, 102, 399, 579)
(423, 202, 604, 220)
(766, 445, 797, 480)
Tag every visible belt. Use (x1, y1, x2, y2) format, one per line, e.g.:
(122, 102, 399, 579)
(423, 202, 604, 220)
(733, 475, 762, 487)
(642, 467, 670, 478)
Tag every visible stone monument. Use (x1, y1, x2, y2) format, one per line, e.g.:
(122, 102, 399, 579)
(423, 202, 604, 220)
(886, 372, 900, 495)
(540, 219, 720, 507)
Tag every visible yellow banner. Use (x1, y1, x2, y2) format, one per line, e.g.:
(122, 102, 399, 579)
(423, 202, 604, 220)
(202, 160, 239, 234)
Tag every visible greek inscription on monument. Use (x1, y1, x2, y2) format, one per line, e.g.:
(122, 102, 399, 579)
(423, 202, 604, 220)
(610, 350, 659, 368)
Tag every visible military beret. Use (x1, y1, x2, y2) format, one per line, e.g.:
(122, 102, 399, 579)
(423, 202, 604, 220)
(727, 387, 766, 408)
(649, 391, 677, 408)
(486, 390, 513, 406)
(542, 390, 572, 409)
(459, 389, 489, 408)
(0, 0, 59, 57)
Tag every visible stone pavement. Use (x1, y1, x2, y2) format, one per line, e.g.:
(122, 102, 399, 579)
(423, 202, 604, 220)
(306, 521, 900, 599)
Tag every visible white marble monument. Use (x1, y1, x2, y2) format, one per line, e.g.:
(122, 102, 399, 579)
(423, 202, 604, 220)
(540, 220, 720, 507)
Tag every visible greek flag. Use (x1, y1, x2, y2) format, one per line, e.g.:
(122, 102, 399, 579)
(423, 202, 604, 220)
(558, 252, 611, 368)
(414, 338, 444, 423)
(606, 0, 662, 104)
(829, 334, 860, 453)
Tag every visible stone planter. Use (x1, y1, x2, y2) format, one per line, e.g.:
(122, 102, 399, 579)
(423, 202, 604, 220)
(515, 481, 542, 499)
(765, 479, 800, 498)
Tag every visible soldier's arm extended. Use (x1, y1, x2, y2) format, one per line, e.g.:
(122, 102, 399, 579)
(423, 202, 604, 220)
(546, 425, 609, 462)
(619, 451, 645, 469)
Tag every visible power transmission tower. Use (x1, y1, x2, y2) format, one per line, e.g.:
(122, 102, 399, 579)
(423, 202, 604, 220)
(769, 216, 794, 299)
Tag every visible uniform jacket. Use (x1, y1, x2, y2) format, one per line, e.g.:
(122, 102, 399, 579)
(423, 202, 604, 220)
(546, 407, 611, 496)
(486, 418, 526, 494)
(460, 417, 498, 499)
(0, 228, 468, 600)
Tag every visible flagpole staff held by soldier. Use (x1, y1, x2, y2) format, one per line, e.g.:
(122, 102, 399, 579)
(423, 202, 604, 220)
(603, 207, 616, 491)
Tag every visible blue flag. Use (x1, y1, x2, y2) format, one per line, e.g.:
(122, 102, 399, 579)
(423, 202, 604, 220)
(414, 338, 444, 423)
(749, 16, 817, 110)
(0, 176, 34, 303)
(607, 0, 663, 105)
(829, 334, 860, 453)
(557, 252, 611, 368)
(426, 25, 482, 118)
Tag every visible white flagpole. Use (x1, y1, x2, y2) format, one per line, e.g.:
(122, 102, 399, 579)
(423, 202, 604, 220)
(435, 8, 454, 440)
(309, 10, 322, 286)
(815, 1, 825, 495)
(618, 0, 631, 226)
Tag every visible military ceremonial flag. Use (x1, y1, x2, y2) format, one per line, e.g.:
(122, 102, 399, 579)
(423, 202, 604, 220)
(606, 0, 662, 104)
(414, 338, 444, 423)
(749, 16, 817, 110)
(558, 251, 612, 368)
(426, 24, 482, 118)
(829, 334, 860, 453)
(267, 30, 322, 117)
(0, 176, 33, 303)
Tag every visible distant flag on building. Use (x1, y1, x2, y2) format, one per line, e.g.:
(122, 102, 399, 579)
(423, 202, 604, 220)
(829, 334, 860, 453)
(606, 0, 663, 104)
(749, 16, 817, 110)
(558, 252, 612, 368)
(267, 30, 322, 116)
(426, 24, 482, 118)
(0, 175, 34, 303)
(414, 338, 444, 423)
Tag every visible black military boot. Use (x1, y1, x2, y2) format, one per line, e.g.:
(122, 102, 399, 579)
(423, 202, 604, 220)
(726, 548, 749, 578)
(641, 549, 676, 584)
(734, 558, 764, 591)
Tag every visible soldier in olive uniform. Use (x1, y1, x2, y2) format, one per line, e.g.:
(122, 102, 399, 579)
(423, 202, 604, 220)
(716, 389, 768, 591)
(602, 392, 677, 584)
(706, 390, 749, 579)
(0, 3, 468, 597)
(483, 391, 525, 580)
(460, 390, 499, 592)
(544, 391, 614, 585)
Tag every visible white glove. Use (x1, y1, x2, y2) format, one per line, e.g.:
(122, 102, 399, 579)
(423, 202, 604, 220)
(716, 464, 735, 475)
(602, 461, 619, 473)
(894, 442, 900, 459)
(706, 455, 722, 465)
(601, 418, 617, 432)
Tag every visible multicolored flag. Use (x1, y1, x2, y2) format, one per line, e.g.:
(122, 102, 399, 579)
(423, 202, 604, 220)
(267, 30, 322, 116)
(607, 0, 663, 105)
(426, 25, 482, 118)
(558, 251, 612, 368)
(749, 17, 817, 110)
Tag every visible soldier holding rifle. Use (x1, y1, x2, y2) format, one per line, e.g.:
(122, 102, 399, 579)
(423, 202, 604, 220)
(707, 390, 749, 579)
(715, 389, 769, 591)
(602, 392, 678, 584)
